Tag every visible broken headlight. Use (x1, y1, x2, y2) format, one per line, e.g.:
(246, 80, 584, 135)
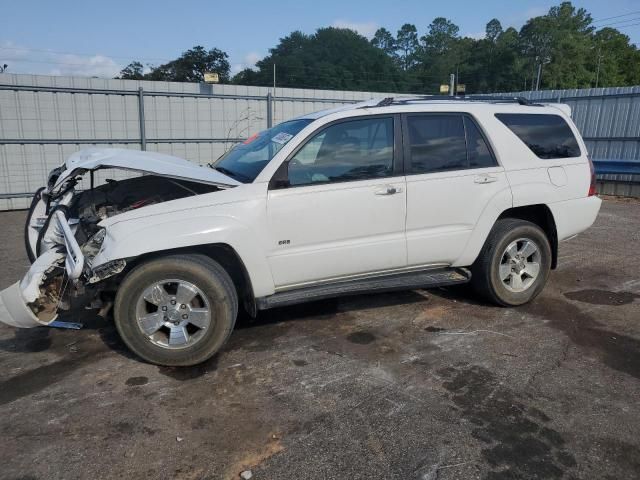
(81, 228, 106, 265)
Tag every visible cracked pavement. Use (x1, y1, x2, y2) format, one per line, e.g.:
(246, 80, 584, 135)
(0, 198, 639, 479)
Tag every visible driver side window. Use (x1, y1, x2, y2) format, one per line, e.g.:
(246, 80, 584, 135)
(287, 117, 394, 186)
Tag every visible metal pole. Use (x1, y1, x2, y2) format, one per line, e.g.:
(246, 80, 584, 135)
(449, 74, 455, 96)
(138, 87, 146, 151)
(535, 63, 542, 91)
(266, 92, 273, 128)
(595, 49, 602, 88)
(273, 63, 276, 90)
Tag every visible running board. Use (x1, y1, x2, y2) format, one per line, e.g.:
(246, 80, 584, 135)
(256, 267, 471, 310)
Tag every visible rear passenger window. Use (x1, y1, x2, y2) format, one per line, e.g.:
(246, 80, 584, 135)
(495, 113, 581, 159)
(407, 115, 467, 173)
(406, 114, 497, 174)
(464, 116, 496, 168)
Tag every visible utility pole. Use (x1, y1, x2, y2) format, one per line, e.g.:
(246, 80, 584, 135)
(595, 48, 603, 88)
(449, 73, 455, 96)
(535, 63, 542, 91)
(273, 63, 276, 90)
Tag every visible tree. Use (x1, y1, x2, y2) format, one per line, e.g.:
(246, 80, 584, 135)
(520, 2, 593, 89)
(117, 61, 145, 80)
(421, 17, 460, 54)
(415, 18, 462, 91)
(233, 28, 405, 92)
(486, 19, 503, 43)
(113, 2, 640, 93)
(146, 46, 230, 83)
(396, 24, 419, 70)
(371, 28, 397, 58)
(117, 46, 231, 83)
(591, 28, 640, 87)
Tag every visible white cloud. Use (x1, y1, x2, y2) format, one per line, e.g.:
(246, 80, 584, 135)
(331, 19, 379, 39)
(0, 40, 122, 77)
(49, 54, 122, 78)
(231, 51, 263, 75)
(0, 40, 31, 62)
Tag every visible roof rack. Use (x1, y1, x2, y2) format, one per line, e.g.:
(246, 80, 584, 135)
(369, 95, 536, 108)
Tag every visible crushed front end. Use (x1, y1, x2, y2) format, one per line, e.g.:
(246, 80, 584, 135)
(0, 148, 234, 329)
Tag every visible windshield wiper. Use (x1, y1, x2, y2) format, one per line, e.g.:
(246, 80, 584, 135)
(215, 166, 251, 183)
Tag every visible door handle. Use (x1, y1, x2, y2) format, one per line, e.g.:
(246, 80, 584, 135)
(375, 186, 403, 195)
(474, 175, 498, 184)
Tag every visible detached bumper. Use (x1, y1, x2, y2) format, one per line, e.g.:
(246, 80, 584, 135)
(0, 249, 66, 329)
(0, 282, 55, 328)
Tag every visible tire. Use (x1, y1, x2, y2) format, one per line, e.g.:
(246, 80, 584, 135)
(471, 218, 551, 307)
(114, 254, 238, 366)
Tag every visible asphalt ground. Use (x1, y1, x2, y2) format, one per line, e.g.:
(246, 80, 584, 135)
(0, 198, 639, 480)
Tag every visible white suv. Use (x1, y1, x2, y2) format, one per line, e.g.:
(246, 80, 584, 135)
(0, 96, 601, 366)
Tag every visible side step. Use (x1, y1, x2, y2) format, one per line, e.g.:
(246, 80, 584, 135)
(256, 267, 471, 310)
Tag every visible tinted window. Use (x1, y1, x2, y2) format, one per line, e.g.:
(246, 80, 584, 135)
(287, 117, 394, 186)
(496, 113, 581, 159)
(464, 116, 497, 168)
(407, 115, 467, 174)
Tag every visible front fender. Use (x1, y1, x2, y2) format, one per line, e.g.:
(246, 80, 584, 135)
(92, 211, 275, 297)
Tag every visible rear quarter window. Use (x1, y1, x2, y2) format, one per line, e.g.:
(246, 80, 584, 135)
(495, 113, 581, 159)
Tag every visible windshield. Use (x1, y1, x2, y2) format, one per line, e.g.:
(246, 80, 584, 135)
(211, 119, 313, 183)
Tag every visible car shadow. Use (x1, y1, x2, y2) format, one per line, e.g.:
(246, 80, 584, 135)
(0, 286, 479, 369)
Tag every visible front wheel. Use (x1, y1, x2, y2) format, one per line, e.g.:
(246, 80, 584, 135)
(114, 254, 238, 366)
(471, 219, 551, 306)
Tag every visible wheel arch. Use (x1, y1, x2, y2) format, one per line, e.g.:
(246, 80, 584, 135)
(122, 244, 258, 317)
(496, 204, 558, 269)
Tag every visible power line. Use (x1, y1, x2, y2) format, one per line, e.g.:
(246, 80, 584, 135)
(611, 21, 640, 31)
(596, 17, 640, 28)
(592, 10, 640, 23)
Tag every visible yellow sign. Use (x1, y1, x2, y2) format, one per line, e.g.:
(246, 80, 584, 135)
(204, 72, 220, 84)
(439, 84, 449, 94)
(456, 84, 466, 94)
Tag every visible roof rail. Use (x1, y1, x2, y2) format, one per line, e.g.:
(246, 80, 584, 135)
(366, 95, 536, 108)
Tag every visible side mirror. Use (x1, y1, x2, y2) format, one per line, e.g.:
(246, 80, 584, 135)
(268, 161, 290, 190)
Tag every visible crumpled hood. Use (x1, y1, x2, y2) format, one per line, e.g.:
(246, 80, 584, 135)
(52, 148, 240, 190)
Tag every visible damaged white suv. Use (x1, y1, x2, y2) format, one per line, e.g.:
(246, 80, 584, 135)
(0, 96, 601, 366)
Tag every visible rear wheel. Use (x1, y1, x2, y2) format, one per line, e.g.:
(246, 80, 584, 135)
(471, 219, 551, 306)
(114, 254, 237, 366)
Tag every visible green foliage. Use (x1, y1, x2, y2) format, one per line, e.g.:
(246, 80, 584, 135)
(232, 28, 404, 91)
(118, 46, 230, 83)
(115, 2, 640, 93)
(396, 24, 419, 70)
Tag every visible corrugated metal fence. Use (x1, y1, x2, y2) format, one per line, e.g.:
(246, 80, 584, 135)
(1, 75, 639, 210)
(0, 73, 393, 210)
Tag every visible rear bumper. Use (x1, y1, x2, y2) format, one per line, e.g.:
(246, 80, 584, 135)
(549, 195, 602, 241)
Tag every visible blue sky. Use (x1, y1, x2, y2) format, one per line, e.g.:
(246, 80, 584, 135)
(2, 0, 639, 78)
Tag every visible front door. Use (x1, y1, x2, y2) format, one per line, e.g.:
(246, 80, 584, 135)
(266, 115, 407, 289)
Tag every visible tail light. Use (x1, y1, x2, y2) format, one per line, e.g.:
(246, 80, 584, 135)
(587, 156, 597, 196)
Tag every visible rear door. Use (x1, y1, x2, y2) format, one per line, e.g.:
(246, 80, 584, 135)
(266, 115, 407, 289)
(402, 113, 510, 267)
